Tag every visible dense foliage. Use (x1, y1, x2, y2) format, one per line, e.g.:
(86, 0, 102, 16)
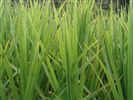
(0, 0, 132, 100)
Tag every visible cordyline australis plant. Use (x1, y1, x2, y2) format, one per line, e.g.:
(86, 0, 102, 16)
(0, 0, 132, 100)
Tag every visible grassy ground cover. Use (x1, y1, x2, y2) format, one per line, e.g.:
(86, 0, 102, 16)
(0, 0, 132, 100)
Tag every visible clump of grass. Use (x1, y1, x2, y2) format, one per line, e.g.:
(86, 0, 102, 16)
(0, 0, 132, 100)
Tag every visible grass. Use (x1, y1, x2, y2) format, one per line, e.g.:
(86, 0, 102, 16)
(128, 1, 133, 100)
(0, 0, 132, 100)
